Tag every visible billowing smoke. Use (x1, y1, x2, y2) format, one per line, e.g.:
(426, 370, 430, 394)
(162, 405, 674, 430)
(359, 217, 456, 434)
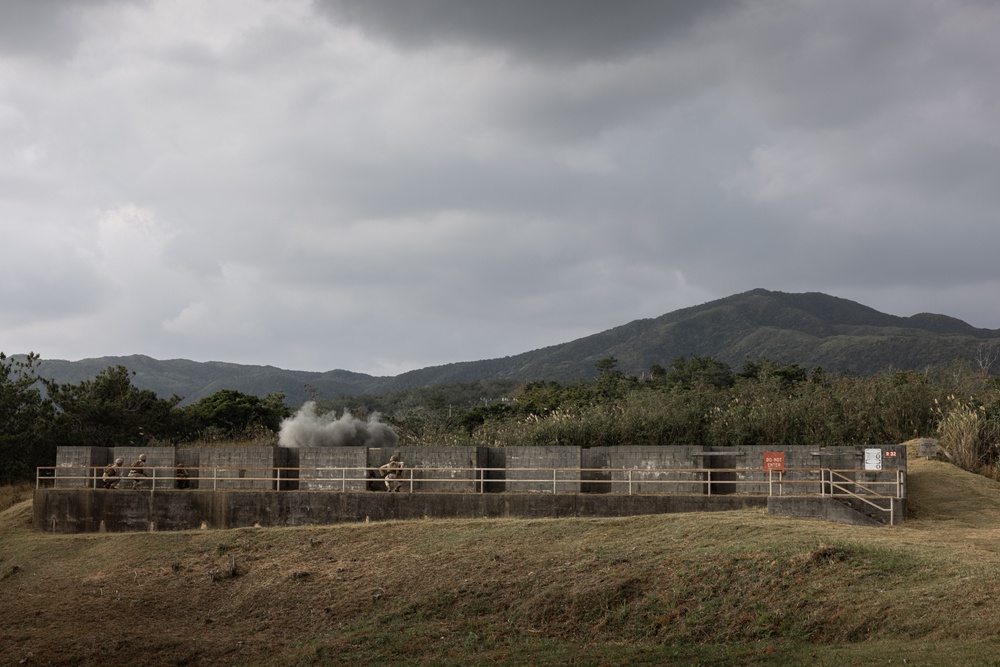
(278, 402, 399, 448)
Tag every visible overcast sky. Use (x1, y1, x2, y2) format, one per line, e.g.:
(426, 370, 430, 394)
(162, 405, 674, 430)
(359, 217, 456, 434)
(2, 0, 998, 375)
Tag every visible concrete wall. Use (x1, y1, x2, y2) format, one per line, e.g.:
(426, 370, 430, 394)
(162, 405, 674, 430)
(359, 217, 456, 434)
(53, 444, 907, 497)
(198, 447, 286, 490)
(768, 496, 905, 527)
(367, 446, 488, 493)
(297, 447, 367, 491)
(483, 448, 508, 493)
(715, 445, 908, 499)
(576, 446, 873, 496)
(498, 446, 582, 493)
(729, 446, 820, 496)
(112, 446, 178, 489)
(53, 446, 202, 490)
(42, 444, 908, 532)
(34, 488, 768, 533)
(175, 448, 201, 489)
(53, 444, 907, 496)
(54, 447, 109, 488)
(575, 445, 881, 496)
(582, 446, 706, 494)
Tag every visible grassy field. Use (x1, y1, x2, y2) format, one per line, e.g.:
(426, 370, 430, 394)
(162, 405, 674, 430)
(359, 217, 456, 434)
(3, 442, 1000, 666)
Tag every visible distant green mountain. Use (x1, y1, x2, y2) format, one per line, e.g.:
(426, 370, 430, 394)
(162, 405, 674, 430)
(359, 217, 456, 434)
(27, 289, 1000, 405)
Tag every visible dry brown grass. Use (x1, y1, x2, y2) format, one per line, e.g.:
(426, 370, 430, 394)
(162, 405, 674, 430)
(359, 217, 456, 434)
(3, 441, 1000, 666)
(0, 482, 32, 514)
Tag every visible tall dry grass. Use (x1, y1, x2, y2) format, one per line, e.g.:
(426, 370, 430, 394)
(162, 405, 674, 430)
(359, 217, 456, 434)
(0, 482, 33, 512)
(935, 395, 1000, 478)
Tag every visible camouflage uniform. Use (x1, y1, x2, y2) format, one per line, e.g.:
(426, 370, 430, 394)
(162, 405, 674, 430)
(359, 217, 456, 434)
(102, 458, 123, 489)
(379, 455, 405, 492)
(127, 454, 148, 489)
(175, 465, 190, 489)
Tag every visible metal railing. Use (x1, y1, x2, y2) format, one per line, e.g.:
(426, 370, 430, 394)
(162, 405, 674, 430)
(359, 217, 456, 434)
(820, 468, 903, 525)
(36, 464, 905, 503)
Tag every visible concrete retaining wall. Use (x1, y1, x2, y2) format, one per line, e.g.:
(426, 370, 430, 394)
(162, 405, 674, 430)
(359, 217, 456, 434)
(46, 444, 906, 530)
(34, 488, 768, 533)
(768, 496, 905, 527)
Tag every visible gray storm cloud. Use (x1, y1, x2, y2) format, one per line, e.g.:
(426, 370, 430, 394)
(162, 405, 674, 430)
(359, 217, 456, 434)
(312, 0, 738, 62)
(278, 401, 399, 448)
(3, 0, 1000, 375)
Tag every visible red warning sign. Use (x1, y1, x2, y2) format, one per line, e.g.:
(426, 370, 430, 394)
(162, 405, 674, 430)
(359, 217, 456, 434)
(763, 452, 785, 470)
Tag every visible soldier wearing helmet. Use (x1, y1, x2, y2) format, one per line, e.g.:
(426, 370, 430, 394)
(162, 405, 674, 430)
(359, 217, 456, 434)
(379, 454, 405, 492)
(175, 463, 191, 489)
(128, 453, 148, 489)
(101, 458, 124, 489)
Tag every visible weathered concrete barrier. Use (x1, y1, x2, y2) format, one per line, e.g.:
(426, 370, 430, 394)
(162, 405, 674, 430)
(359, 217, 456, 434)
(34, 489, 768, 533)
(45, 444, 906, 530)
(53, 444, 908, 492)
(767, 495, 905, 527)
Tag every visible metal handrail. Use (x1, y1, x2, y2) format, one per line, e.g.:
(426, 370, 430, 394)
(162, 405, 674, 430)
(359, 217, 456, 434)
(822, 468, 901, 524)
(35, 464, 906, 501)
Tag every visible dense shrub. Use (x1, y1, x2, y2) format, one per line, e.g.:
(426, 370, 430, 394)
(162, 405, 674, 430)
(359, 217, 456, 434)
(434, 360, 977, 460)
(935, 395, 1000, 475)
(3, 353, 999, 481)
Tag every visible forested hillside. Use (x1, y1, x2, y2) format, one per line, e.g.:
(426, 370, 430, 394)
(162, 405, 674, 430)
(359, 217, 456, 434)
(4, 349, 1000, 487)
(22, 289, 1000, 405)
(5, 289, 1000, 486)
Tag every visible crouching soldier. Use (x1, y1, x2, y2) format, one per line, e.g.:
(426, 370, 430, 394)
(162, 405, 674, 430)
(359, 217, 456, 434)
(128, 453, 148, 489)
(379, 455, 405, 492)
(102, 458, 123, 489)
(175, 464, 190, 489)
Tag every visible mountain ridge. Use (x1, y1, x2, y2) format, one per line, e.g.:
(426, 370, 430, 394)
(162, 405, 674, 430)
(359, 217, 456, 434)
(21, 289, 1000, 405)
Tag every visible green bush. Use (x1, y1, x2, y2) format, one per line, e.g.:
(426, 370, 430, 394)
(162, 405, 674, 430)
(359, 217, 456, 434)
(448, 360, 965, 453)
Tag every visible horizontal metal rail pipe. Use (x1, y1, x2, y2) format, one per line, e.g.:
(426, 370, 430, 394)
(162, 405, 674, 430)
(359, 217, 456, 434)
(37, 465, 905, 504)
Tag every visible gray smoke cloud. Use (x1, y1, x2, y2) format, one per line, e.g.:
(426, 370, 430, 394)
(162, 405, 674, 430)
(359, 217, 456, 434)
(278, 402, 400, 448)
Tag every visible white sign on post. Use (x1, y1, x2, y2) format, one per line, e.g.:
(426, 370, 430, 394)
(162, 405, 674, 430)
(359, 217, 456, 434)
(864, 448, 883, 471)
(919, 438, 938, 459)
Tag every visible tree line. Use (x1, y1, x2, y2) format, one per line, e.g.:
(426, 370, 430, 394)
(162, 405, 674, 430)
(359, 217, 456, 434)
(324, 355, 1000, 478)
(3, 351, 999, 484)
(0, 353, 289, 483)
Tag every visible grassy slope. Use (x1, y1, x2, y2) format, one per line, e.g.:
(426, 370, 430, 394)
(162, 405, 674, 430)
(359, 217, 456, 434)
(2, 444, 1000, 666)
